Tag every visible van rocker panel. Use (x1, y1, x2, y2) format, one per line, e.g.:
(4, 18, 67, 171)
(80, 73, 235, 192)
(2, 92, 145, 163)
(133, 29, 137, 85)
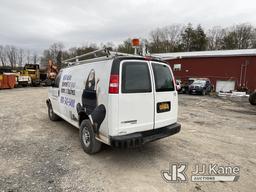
(110, 123, 181, 147)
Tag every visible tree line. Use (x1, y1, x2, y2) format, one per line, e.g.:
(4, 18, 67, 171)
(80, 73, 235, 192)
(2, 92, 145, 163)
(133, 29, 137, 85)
(0, 45, 39, 68)
(1, 23, 256, 69)
(132, 23, 256, 53)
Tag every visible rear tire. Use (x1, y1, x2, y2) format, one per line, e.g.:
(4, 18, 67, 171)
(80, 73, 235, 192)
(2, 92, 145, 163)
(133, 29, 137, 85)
(249, 92, 256, 105)
(79, 119, 102, 154)
(48, 102, 60, 121)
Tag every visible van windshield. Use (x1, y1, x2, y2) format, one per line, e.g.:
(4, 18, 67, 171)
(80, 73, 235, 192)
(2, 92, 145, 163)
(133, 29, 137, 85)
(152, 63, 175, 92)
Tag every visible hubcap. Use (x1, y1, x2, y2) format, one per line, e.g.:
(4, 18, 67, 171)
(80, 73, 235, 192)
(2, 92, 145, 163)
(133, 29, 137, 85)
(82, 128, 90, 147)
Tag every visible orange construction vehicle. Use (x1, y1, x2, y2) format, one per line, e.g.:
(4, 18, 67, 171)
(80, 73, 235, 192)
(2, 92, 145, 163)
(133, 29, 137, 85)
(46, 59, 59, 86)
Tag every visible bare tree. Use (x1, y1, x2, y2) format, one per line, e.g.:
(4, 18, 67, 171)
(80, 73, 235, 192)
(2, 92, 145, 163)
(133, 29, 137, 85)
(165, 24, 185, 51)
(5, 45, 18, 68)
(26, 49, 31, 64)
(149, 24, 185, 53)
(117, 39, 134, 54)
(17, 48, 24, 67)
(0, 45, 7, 66)
(251, 28, 256, 48)
(32, 52, 39, 64)
(222, 24, 254, 49)
(149, 27, 170, 53)
(207, 26, 225, 50)
(49, 42, 64, 63)
(234, 24, 253, 49)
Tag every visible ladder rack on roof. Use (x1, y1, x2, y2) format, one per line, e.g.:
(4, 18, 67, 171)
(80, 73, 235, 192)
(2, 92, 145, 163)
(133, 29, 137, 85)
(62, 48, 136, 67)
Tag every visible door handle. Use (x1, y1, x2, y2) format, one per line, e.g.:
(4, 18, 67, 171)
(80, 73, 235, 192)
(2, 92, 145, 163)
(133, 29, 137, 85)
(121, 120, 137, 124)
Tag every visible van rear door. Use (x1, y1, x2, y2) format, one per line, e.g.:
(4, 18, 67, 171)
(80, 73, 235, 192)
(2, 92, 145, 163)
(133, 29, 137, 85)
(118, 60, 154, 135)
(151, 62, 178, 129)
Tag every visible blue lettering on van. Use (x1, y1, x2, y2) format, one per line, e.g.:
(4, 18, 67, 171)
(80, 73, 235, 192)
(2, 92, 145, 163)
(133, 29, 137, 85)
(61, 75, 76, 96)
(63, 75, 72, 81)
(60, 96, 75, 108)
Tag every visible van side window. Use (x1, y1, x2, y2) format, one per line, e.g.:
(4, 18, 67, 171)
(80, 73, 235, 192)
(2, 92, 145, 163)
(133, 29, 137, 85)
(53, 71, 62, 88)
(152, 63, 175, 92)
(122, 62, 151, 93)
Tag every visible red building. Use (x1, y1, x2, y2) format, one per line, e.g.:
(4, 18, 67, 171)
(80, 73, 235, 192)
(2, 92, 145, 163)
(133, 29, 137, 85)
(154, 49, 256, 92)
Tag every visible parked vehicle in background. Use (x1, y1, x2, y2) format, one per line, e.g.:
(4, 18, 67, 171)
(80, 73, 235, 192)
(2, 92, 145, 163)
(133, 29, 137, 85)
(23, 64, 40, 86)
(0, 66, 32, 87)
(179, 78, 196, 94)
(46, 49, 181, 154)
(189, 78, 212, 95)
(176, 80, 181, 92)
(249, 92, 256, 105)
(39, 60, 59, 86)
(17, 74, 31, 87)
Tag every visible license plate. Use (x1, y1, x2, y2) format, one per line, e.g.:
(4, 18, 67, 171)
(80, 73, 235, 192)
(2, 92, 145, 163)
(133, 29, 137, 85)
(157, 102, 171, 113)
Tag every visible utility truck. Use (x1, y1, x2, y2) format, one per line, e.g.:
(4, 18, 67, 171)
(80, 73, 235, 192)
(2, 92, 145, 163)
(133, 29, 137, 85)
(46, 49, 181, 154)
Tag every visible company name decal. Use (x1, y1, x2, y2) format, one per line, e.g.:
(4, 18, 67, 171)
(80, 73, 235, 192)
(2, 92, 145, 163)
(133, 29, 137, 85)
(161, 162, 240, 183)
(60, 74, 76, 108)
(60, 96, 75, 108)
(61, 75, 76, 96)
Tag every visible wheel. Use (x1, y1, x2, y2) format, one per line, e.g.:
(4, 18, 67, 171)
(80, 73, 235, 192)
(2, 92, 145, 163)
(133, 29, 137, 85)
(79, 119, 102, 154)
(249, 92, 256, 105)
(48, 102, 60, 121)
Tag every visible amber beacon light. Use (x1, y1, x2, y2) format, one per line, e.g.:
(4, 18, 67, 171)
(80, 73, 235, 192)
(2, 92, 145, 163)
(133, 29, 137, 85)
(131, 38, 140, 47)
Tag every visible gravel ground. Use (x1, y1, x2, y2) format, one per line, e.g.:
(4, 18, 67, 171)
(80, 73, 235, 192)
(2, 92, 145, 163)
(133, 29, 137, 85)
(0, 87, 255, 192)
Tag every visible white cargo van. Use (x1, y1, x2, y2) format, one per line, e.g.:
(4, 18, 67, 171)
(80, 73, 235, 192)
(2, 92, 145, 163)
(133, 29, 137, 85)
(46, 49, 181, 154)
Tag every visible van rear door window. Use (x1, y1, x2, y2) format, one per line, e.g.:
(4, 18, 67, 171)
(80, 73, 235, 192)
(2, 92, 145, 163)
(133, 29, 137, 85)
(122, 62, 151, 93)
(152, 63, 175, 92)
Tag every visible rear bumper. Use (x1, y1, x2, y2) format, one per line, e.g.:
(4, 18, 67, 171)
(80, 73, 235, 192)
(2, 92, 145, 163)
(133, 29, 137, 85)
(110, 123, 181, 148)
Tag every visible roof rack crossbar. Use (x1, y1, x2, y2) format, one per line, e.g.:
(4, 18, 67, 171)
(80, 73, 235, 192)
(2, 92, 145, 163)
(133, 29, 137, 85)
(62, 48, 142, 67)
(63, 48, 110, 63)
(108, 51, 135, 57)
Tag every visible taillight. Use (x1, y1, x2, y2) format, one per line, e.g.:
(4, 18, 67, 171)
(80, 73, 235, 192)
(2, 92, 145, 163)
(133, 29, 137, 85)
(109, 74, 119, 94)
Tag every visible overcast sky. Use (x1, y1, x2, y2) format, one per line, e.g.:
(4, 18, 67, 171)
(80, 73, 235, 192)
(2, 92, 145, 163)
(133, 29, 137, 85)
(0, 0, 256, 52)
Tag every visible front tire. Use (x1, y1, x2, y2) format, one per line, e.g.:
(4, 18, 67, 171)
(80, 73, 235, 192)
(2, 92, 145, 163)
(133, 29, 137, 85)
(79, 119, 102, 154)
(48, 102, 60, 121)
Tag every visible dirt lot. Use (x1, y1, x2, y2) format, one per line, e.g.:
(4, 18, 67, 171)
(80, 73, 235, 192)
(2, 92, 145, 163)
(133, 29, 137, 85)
(0, 87, 255, 192)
